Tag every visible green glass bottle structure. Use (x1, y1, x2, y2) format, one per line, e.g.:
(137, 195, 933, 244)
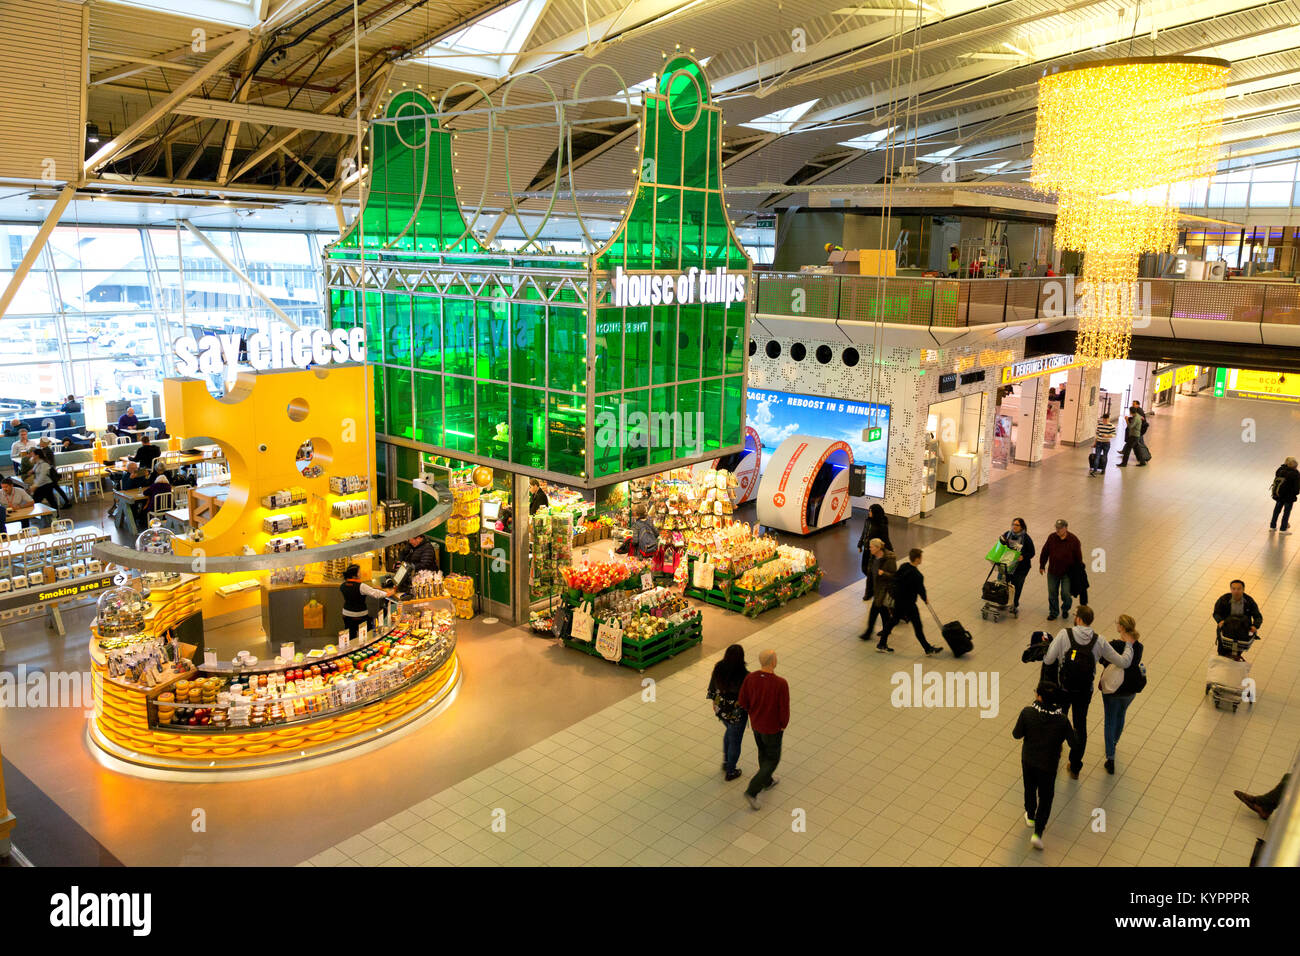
(326, 57, 751, 485)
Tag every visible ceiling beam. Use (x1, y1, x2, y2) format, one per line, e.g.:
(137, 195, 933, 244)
(85, 31, 253, 175)
(176, 98, 362, 135)
(218, 40, 265, 186)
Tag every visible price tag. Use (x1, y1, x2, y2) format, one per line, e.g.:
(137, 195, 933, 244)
(279, 642, 295, 662)
(338, 632, 350, 651)
(203, 650, 217, 667)
(641, 572, 654, 591)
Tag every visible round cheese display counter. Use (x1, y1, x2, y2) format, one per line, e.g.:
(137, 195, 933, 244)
(88, 592, 460, 773)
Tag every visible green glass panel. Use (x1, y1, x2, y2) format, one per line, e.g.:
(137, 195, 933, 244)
(330, 288, 355, 328)
(593, 393, 622, 478)
(594, 307, 623, 394)
(677, 302, 702, 380)
(477, 381, 509, 459)
(706, 111, 718, 191)
(413, 297, 442, 371)
(476, 298, 509, 383)
(510, 387, 546, 470)
(622, 388, 649, 472)
(724, 307, 745, 375)
(651, 304, 675, 386)
(704, 189, 731, 264)
(363, 292, 383, 364)
(371, 362, 385, 434)
(701, 378, 723, 454)
(443, 298, 474, 377)
(547, 393, 587, 479)
(623, 306, 651, 389)
(653, 187, 681, 271)
(394, 445, 421, 480)
(413, 370, 443, 447)
(443, 376, 475, 454)
(510, 301, 545, 387)
(487, 557, 511, 604)
(723, 375, 744, 448)
(650, 386, 676, 466)
(682, 113, 709, 190)
(681, 187, 705, 265)
(385, 295, 412, 365)
(548, 306, 586, 393)
(654, 102, 683, 188)
(701, 302, 726, 377)
(624, 184, 655, 270)
(675, 381, 700, 460)
(384, 366, 413, 439)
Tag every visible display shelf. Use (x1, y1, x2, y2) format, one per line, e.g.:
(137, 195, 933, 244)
(563, 614, 702, 670)
(683, 555, 820, 617)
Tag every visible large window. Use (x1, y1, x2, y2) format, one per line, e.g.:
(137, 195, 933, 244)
(0, 223, 335, 404)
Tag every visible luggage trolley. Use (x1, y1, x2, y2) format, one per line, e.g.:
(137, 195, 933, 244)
(980, 545, 1019, 622)
(1205, 617, 1257, 712)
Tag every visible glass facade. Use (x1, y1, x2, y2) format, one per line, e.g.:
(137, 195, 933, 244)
(327, 59, 751, 487)
(0, 223, 332, 404)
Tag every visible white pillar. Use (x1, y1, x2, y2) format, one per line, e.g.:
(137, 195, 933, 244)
(1060, 365, 1101, 445)
(1014, 376, 1050, 466)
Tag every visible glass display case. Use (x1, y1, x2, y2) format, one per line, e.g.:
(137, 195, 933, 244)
(921, 434, 939, 513)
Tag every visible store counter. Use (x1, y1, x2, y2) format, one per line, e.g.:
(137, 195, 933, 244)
(262, 579, 388, 650)
(88, 592, 459, 771)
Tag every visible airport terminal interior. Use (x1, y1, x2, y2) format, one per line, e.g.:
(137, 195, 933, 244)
(0, 0, 1299, 872)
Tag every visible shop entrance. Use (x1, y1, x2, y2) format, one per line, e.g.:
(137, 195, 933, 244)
(923, 391, 987, 509)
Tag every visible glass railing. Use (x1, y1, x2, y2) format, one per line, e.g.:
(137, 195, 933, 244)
(754, 273, 1300, 327)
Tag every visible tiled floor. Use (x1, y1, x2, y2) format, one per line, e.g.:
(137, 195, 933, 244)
(300, 393, 1300, 867)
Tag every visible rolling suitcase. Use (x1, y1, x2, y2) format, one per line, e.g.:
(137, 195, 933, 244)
(1134, 438, 1151, 464)
(926, 603, 973, 657)
(1088, 448, 1105, 471)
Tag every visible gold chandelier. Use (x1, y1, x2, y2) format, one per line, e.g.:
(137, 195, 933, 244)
(1032, 57, 1230, 365)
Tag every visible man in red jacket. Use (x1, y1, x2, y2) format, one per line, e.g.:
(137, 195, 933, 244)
(737, 649, 790, 809)
(1038, 518, 1083, 621)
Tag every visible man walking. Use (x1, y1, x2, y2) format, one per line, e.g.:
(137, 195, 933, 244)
(1117, 401, 1147, 467)
(738, 649, 790, 810)
(878, 548, 944, 656)
(1091, 413, 1117, 476)
(1041, 605, 1134, 779)
(1038, 518, 1082, 621)
(1269, 456, 1300, 534)
(1012, 681, 1077, 850)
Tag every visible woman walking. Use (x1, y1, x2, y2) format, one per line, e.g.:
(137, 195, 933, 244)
(30, 445, 70, 513)
(857, 503, 892, 600)
(998, 517, 1035, 613)
(707, 644, 749, 781)
(1100, 615, 1145, 774)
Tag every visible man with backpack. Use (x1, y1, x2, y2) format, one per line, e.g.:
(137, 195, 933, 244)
(1117, 401, 1148, 467)
(1269, 456, 1300, 534)
(1041, 605, 1134, 779)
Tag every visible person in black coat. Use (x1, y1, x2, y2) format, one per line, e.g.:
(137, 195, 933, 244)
(857, 503, 892, 599)
(1269, 456, 1300, 533)
(878, 548, 942, 656)
(998, 517, 1035, 612)
(1013, 681, 1077, 849)
(404, 533, 442, 574)
(1212, 580, 1262, 637)
(707, 644, 750, 782)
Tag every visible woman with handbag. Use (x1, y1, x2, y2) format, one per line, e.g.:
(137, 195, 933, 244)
(998, 517, 1034, 613)
(1100, 615, 1145, 775)
(859, 537, 897, 651)
(857, 503, 892, 600)
(707, 644, 749, 781)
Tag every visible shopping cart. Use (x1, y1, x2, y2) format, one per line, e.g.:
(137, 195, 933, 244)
(980, 544, 1019, 622)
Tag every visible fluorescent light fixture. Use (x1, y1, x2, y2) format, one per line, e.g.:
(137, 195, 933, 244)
(1001, 42, 1029, 57)
(739, 99, 819, 134)
(918, 146, 959, 162)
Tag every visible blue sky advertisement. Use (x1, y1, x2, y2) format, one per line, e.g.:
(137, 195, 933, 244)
(745, 388, 890, 498)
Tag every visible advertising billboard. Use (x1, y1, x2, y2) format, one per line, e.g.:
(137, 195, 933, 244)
(746, 388, 890, 498)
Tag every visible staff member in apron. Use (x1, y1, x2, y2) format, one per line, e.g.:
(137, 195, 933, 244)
(340, 564, 395, 642)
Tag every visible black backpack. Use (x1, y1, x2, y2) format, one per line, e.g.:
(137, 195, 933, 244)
(1139, 414, 1149, 435)
(1271, 475, 1285, 500)
(1058, 628, 1096, 693)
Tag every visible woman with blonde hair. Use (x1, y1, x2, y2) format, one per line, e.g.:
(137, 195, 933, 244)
(1100, 614, 1146, 774)
(1269, 456, 1299, 533)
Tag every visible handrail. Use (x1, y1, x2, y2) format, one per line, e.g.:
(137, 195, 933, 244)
(1256, 749, 1300, 867)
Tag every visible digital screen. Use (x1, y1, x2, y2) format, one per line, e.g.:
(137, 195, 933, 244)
(1223, 369, 1300, 404)
(746, 388, 890, 498)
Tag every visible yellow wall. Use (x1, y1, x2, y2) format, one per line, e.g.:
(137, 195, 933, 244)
(163, 365, 378, 617)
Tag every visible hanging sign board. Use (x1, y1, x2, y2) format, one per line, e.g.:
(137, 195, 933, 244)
(1001, 355, 1081, 384)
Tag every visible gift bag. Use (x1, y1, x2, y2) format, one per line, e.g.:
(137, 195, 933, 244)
(984, 542, 1010, 564)
(302, 599, 325, 630)
(571, 601, 595, 643)
(552, 603, 573, 640)
(693, 558, 716, 590)
(595, 618, 623, 663)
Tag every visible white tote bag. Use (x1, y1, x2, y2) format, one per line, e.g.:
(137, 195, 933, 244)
(1098, 663, 1125, 694)
(570, 601, 595, 643)
(595, 618, 623, 662)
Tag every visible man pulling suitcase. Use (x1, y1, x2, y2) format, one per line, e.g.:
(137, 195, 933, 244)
(878, 548, 944, 657)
